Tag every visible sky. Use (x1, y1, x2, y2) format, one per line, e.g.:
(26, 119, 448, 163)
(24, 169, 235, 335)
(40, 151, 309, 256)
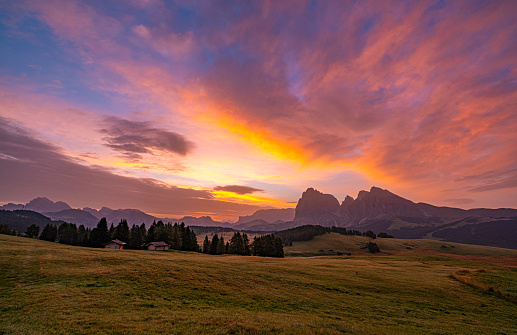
(1, 0, 516, 221)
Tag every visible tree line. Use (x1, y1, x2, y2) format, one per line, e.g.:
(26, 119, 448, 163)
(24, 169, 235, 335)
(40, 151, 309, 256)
(5, 217, 285, 257)
(202, 232, 284, 257)
(36, 218, 199, 251)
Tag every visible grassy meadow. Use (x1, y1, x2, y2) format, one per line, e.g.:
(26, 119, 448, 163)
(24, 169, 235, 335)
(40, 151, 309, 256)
(285, 232, 517, 257)
(1, 234, 516, 334)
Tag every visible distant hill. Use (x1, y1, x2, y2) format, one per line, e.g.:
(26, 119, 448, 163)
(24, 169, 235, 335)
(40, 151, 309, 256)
(0, 210, 60, 232)
(174, 216, 226, 227)
(284, 232, 517, 257)
(86, 207, 157, 227)
(235, 208, 295, 225)
(43, 209, 99, 228)
(0, 203, 24, 211)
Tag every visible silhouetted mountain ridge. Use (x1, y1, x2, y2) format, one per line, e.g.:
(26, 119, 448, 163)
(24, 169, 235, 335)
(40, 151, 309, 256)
(289, 187, 517, 249)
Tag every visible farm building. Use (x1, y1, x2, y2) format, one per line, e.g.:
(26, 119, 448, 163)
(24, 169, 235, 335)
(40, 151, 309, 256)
(103, 239, 126, 249)
(145, 241, 170, 251)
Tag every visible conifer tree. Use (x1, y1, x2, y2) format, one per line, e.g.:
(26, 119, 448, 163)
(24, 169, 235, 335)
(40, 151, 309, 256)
(89, 217, 110, 247)
(243, 233, 251, 255)
(26, 224, 40, 238)
(217, 236, 225, 254)
(210, 234, 219, 255)
(77, 224, 88, 246)
(203, 235, 211, 254)
(251, 234, 284, 258)
(57, 222, 78, 245)
(139, 223, 147, 243)
(129, 224, 144, 249)
(40, 224, 57, 242)
(146, 221, 156, 243)
(113, 219, 130, 243)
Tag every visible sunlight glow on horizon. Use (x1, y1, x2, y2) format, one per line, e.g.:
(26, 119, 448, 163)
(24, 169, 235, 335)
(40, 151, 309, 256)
(1, 0, 516, 219)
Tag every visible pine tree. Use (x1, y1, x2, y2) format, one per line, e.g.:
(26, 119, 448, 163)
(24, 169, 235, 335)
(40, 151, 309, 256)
(26, 224, 40, 238)
(89, 217, 111, 247)
(109, 223, 115, 238)
(139, 223, 147, 243)
(113, 219, 130, 243)
(40, 224, 57, 242)
(203, 235, 211, 254)
(146, 221, 156, 243)
(229, 232, 244, 254)
(217, 236, 225, 254)
(210, 234, 219, 255)
(243, 233, 251, 255)
(129, 224, 144, 249)
(57, 222, 78, 245)
(169, 223, 182, 250)
(251, 234, 284, 258)
(77, 224, 88, 246)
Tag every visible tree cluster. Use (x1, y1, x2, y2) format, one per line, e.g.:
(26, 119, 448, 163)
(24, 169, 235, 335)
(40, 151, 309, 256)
(0, 223, 16, 235)
(146, 220, 199, 251)
(35, 218, 198, 251)
(366, 242, 380, 253)
(202, 232, 283, 257)
(251, 234, 284, 258)
(202, 232, 252, 255)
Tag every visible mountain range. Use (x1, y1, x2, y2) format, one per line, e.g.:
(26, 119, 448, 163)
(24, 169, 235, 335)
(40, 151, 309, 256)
(2, 187, 516, 249)
(289, 187, 517, 249)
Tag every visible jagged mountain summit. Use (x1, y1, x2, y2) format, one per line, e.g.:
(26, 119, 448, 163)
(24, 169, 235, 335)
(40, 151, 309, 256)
(288, 186, 517, 249)
(294, 188, 341, 226)
(0, 197, 227, 228)
(26, 197, 71, 213)
(292, 186, 517, 227)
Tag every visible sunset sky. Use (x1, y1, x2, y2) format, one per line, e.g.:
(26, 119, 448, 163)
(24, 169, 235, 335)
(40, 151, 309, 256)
(1, 0, 516, 221)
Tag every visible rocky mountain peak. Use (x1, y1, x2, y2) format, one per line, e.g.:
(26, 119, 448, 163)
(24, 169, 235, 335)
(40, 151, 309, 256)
(294, 188, 341, 225)
(25, 197, 71, 213)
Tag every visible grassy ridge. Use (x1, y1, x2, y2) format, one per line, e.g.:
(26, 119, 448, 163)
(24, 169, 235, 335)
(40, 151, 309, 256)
(1, 235, 516, 334)
(285, 232, 517, 257)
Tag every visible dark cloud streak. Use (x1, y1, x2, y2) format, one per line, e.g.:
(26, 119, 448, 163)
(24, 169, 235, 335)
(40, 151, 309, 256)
(100, 116, 194, 159)
(0, 117, 259, 216)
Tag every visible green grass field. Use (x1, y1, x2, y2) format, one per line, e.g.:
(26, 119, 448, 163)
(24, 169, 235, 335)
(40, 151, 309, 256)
(1, 234, 516, 334)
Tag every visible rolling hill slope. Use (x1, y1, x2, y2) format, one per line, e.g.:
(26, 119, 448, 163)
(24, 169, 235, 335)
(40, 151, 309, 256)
(1, 234, 516, 334)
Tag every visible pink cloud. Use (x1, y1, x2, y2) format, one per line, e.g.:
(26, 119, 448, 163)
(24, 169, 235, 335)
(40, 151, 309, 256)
(4, 0, 517, 210)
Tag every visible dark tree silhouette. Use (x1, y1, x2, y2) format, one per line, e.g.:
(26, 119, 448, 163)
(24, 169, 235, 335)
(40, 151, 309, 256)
(40, 224, 57, 242)
(203, 235, 210, 254)
(217, 236, 226, 255)
(210, 234, 220, 255)
(113, 219, 130, 243)
(89, 218, 111, 247)
(77, 224, 89, 246)
(26, 224, 40, 238)
(251, 234, 284, 258)
(366, 242, 380, 253)
(57, 222, 77, 245)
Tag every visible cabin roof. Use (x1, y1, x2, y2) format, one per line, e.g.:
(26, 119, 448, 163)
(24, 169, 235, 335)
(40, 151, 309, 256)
(146, 241, 170, 247)
(104, 239, 127, 245)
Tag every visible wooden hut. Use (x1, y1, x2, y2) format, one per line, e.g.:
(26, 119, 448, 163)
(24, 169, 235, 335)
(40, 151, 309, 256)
(103, 239, 126, 249)
(145, 241, 170, 251)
